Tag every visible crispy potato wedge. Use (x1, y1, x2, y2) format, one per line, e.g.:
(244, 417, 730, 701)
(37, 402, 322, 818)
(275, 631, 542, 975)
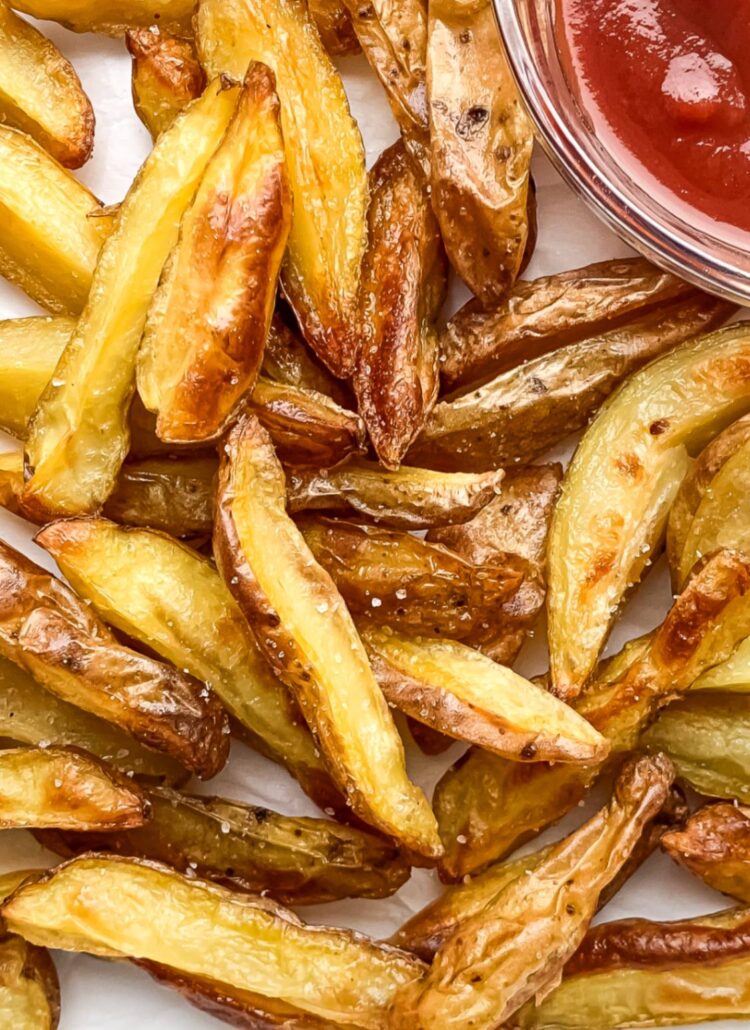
(0, 2, 93, 167)
(9, 0, 195, 35)
(309, 0, 359, 56)
(127, 28, 205, 139)
(138, 64, 292, 444)
(0, 930, 59, 1029)
(362, 626, 608, 763)
(197, 0, 368, 378)
(0, 317, 72, 438)
(693, 635, 750, 692)
(103, 455, 215, 538)
(0, 745, 146, 830)
(435, 549, 750, 879)
(0, 653, 187, 784)
(548, 322, 750, 701)
(440, 258, 707, 392)
(0, 128, 114, 315)
(409, 293, 734, 472)
(287, 460, 504, 530)
(23, 78, 240, 520)
(510, 906, 750, 1030)
(426, 0, 532, 306)
(36, 784, 410, 904)
(352, 140, 446, 469)
(214, 415, 441, 859)
(663, 803, 750, 903)
(2, 855, 426, 1027)
(36, 518, 344, 814)
(262, 313, 350, 406)
(0, 451, 25, 517)
(0, 539, 229, 779)
(390, 753, 674, 1029)
(299, 515, 523, 639)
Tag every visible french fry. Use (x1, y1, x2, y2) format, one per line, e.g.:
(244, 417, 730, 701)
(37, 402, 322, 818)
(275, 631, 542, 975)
(0, 539, 229, 779)
(389, 753, 674, 1030)
(214, 415, 441, 859)
(0, 879, 59, 1030)
(23, 77, 240, 519)
(138, 63, 292, 444)
(8, 0, 195, 35)
(0, 2, 93, 167)
(548, 322, 750, 701)
(196, 0, 369, 377)
(2, 855, 426, 1028)
(0, 317, 72, 438)
(262, 313, 351, 406)
(126, 28, 205, 139)
(352, 139, 446, 469)
(309, 0, 359, 56)
(0, 745, 146, 830)
(36, 518, 345, 814)
(663, 802, 750, 904)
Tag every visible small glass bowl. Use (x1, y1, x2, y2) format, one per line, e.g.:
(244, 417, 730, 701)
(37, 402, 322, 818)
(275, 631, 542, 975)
(493, 0, 750, 305)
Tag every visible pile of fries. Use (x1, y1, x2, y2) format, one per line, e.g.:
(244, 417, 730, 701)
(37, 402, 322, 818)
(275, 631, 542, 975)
(1, 2, 750, 1028)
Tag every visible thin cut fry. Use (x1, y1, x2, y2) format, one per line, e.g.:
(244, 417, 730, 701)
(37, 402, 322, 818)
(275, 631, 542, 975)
(127, 28, 205, 139)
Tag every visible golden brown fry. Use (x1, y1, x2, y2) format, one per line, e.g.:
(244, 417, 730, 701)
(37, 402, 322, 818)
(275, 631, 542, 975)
(103, 455, 215, 537)
(362, 626, 608, 762)
(197, 0, 368, 378)
(0, 451, 24, 517)
(663, 803, 750, 903)
(2, 855, 426, 1028)
(23, 77, 240, 520)
(262, 313, 350, 406)
(127, 28, 205, 139)
(9, 0, 195, 35)
(0, 2, 93, 167)
(214, 415, 441, 859)
(0, 128, 114, 315)
(309, 0, 359, 56)
(0, 539, 229, 779)
(510, 906, 750, 1030)
(138, 64, 292, 444)
(298, 515, 523, 639)
(409, 293, 734, 472)
(426, 0, 532, 305)
(36, 519, 345, 814)
(692, 635, 750, 692)
(36, 784, 410, 905)
(0, 653, 187, 784)
(0, 745, 146, 830)
(0, 317, 72, 438)
(548, 322, 750, 702)
(353, 140, 446, 469)
(390, 753, 674, 1030)
(440, 258, 705, 392)
(0, 930, 59, 1029)
(286, 460, 504, 530)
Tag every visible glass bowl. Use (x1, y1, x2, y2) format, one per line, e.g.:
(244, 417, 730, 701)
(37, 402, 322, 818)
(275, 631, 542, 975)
(492, 0, 750, 305)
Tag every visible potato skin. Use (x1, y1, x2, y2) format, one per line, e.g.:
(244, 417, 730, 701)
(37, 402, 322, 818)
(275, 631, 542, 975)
(127, 28, 205, 139)
(309, 0, 360, 57)
(662, 803, 750, 903)
(262, 314, 351, 406)
(0, 931, 60, 1030)
(353, 141, 446, 469)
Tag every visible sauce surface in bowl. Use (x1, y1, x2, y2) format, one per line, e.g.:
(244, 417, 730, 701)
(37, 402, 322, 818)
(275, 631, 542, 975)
(560, 0, 750, 236)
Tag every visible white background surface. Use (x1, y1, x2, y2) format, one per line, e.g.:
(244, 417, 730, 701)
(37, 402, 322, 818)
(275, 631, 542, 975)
(0, 13, 747, 1029)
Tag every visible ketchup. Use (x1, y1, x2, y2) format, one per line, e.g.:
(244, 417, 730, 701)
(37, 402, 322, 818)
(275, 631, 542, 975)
(560, 0, 750, 237)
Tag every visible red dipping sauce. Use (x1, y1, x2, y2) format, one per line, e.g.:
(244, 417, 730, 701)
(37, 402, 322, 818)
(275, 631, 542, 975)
(560, 0, 750, 240)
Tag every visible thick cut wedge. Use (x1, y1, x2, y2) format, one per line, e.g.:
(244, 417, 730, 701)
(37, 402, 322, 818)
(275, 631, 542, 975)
(663, 803, 750, 904)
(214, 415, 442, 859)
(103, 455, 215, 538)
(23, 78, 240, 519)
(262, 313, 350, 405)
(0, 317, 72, 438)
(9, 0, 195, 35)
(0, 930, 59, 1029)
(309, 0, 359, 56)
(127, 28, 205, 139)
(196, 0, 368, 377)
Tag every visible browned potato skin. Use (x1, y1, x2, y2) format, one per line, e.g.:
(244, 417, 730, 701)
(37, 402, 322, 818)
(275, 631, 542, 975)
(0, 931, 60, 1030)
(440, 258, 702, 392)
(410, 293, 735, 472)
(662, 803, 750, 903)
(0, 745, 146, 830)
(262, 313, 351, 407)
(127, 28, 206, 139)
(353, 140, 446, 469)
(309, 0, 360, 56)
(103, 455, 215, 537)
(427, 0, 532, 306)
(0, 539, 229, 779)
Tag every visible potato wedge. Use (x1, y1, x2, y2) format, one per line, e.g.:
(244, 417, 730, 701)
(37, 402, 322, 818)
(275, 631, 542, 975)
(309, 0, 359, 56)
(36, 784, 410, 904)
(692, 635, 750, 692)
(23, 77, 240, 520)
(197, 0, 368, 378)
(0, 930, 59, 1029)
(103, 455, 215, 538)
(440, 258, 707, 392)
(9, 0, 195, 35)
(353, 140, 445, 469)
(0, 317, 72, 438)
(262, 313, 350, 406)
(548, 322, 750, 701)
(0, 451, 25, 517)
(214, 415, 441, 859)
(663, 803, 750, 903)
(127, 28, 205, 139)
(362, 626, 608, 763)
(0, 2, 93, 167)
(0, 128, 114, 315)
(287, 460, 504, 530)
(299, 515, 523, 639)
(138, 64, 292, 444)
(0, 539, 229, 779)
(2, 855, 426, 1028)
(36, 518, 344, 814)
(0, 745, 146, 830)
(409, 293, 734, 472)
(426, 0, 532, 305)
(389, 753, 674, 1030)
